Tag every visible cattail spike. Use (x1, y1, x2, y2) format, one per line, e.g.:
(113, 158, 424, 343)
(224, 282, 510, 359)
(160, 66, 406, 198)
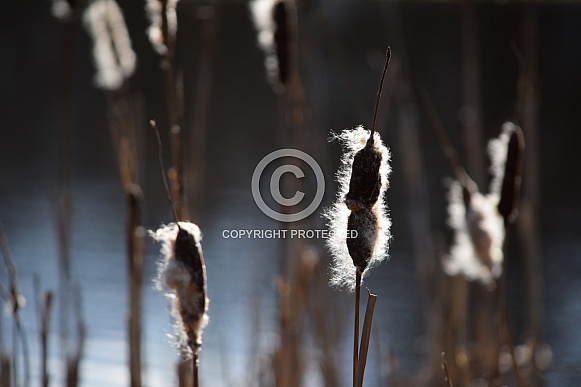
(497, 123, 525, 224)
(83, 0, 136, 91)
(324, 127, 391, 291)
(150, 222, 208, 356)
(370, 47, 391, 140)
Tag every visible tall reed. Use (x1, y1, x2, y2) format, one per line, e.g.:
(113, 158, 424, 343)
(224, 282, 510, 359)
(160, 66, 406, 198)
(83, 2, 143, 385)
(146, 0, 188, 220)
(324, 49, 392, 387)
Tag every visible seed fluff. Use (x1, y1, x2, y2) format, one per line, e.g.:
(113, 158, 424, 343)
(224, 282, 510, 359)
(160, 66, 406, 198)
(443, 123, 516, 285)
(324, 126, 392, 292)
(150, 221, 208, 357)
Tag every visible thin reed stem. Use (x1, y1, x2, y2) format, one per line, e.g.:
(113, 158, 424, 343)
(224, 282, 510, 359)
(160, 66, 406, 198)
(127, 186, 143, 387)
(419, 88, 477, 195)
(441, 352, 453, 387)
(356, 290, 377, 387)
(370, 47, 391, 139)
(0, 225, 30, 387)
(193, 352, 199, 387)
(151, 120, 178, 222)
(353, 270, 361, 387)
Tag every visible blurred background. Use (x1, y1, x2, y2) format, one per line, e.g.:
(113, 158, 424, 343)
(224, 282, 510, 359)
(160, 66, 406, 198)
(0, 0, 580, 386)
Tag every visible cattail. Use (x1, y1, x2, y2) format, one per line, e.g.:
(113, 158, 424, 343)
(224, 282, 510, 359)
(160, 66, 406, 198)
(83, 0, 136, 91)
(443, 123, 523, 285)
(146, 0, 179, 56)
(444, 181, 504, 284)
(51, 0, 76, 21)
(249, 0, 290, 92)
(324, 127, 391, 291)
(150, 222, 208, 356)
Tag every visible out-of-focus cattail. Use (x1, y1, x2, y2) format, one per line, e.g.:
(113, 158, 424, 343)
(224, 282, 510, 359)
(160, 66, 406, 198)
(51, 0, 78, 21)
(150, 222, 208, 356)
(444, 181, 504, 284)
(83, 0, 136, 91)
(146, 0, 179, 56)
(324, 127, 392, 291)
(443, 123, 524, 285)
(249, 0, 290, 92)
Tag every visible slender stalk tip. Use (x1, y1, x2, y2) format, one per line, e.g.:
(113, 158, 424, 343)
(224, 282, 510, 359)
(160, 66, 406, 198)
(370, 47, 392, 138)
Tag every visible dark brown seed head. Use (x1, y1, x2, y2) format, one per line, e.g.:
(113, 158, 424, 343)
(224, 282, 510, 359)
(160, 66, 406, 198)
(174, 226, 207, 351)
(347, 207, 378, 272)
(497, 125, 525, 225)
(175, 227, 205, 286)
(345, 141, 382, 210)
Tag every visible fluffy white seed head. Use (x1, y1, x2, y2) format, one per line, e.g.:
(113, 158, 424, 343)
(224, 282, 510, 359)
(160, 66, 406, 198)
(150, 221, 208, 356)
(488, 122, 514, 197)
(443, 125, 516, 285)
(324, 126, 392, 291)
(443, 181, 505, 285)
(249, 0, 286, 90)
(146, 0, 179, 56)
(83, 0, 136, 90)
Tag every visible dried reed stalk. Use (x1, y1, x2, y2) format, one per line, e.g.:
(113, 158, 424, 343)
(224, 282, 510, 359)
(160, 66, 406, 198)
(147, 0, 187, 220)
(324, 49, 391, 387)
(54, 5, 77, 378)
(188, 6, 219, 218)
(0, 225, 30, 387)
(34, 277, 54, 387)
(66, 281, 85, 387)
(441, 353, 453, 387)
(356, 289, 377, 387)
(84, 2, 144, 383)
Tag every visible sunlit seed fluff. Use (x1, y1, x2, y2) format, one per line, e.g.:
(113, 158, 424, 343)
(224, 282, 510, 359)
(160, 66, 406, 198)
(487, 122, 514, 198)
(443, 181, 504, 285)
(249, 0, 288, 91)
(150, 222, 208, 356)
(443, 126, 515, 285)
(324, 126, 392, 291)
(146, 0, 179, 56)
(83, 0, 136, 90)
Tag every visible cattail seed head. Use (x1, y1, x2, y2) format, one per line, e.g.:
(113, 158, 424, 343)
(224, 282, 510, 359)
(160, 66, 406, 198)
(346, 207, 378, 273)
(444, 182, 504, 285)
(345, 138, 383, 210)
(51, 0, 76, 21)
(150, 222, 208, 356)
(249, 0, 290, 92)
(324, 126, 391, 291)
(443, 124, 522, 285)
(146, 0, 179, 56)
(494, 123, 525, 223)
(83, 0, 136, 90)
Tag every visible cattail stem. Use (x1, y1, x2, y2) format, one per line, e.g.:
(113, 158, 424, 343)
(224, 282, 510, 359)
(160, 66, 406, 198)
(126, 186, 143, 387)
(419, 88, 477, 195)
(192, 352, 199, 387)
(441, 353, 453, 387)
(356, 289, 377, 387)
(353, 269, 361, 387)
(151, 120, 179, 222)
(370, 47, 391, 139)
